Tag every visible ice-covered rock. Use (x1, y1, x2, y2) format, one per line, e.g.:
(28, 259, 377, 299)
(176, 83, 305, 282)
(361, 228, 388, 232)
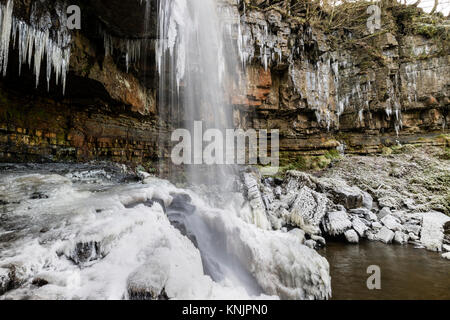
(323, 211, 352, 236)
(289, 186, 329, 235)
(404, 223, 421, 236)
(310, 235, 326, 247)
(375, 227, 395, 244)
(381, 215, 404, 232)
(305, 240, 317, 249)
(344, 230, 359, 244)
(127, 261, 169, 300)
(372, 222, 383, 230)
(352, 217, 369, 237)
(442, 253, 450, 260)
(242, 172, 271, 230)
(288, 228, 306, 244)
(378, 207, 392, 219)
(409, 233, 420, 241)
(366, 231, 376, 241)
(420, 211, 450, 252)
(0, 268, 9, 295)
(365, 211, 378, 222)
(318, 178, 364, 209)
(394, 231, 409, 245)
(362, 192, 373, 210)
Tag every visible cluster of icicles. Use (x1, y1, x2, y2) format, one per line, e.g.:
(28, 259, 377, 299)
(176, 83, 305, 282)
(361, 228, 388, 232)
(102, 28, 142, 73)
(0, 0, 71, 93)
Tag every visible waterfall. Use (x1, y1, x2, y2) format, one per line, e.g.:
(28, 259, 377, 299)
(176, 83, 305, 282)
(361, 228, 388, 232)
(156, 0, 242, 186)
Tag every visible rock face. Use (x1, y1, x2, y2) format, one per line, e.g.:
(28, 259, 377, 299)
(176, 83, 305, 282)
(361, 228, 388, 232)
(0, 0, 448, 170)
(234, 2, 449, 160)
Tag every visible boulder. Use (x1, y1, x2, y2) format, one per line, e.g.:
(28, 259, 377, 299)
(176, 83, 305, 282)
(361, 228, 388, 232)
(289, 186, 329, 235)
(378, 207, 392, 219)
(323, 211, 352, 236)
(344, 230, 359, 244)
(442, 253, 450, 260)
(375, 227, 395, 244)
(127, 263, 170, 300)
(288, 228, 306, 244)
(394, 231, 409, 245)
(404, 223, 421, 236)
(362, 192, 373, 210)
(381, 215, 404, 232)
(352, 217, 369, 237)
(319, 179, 364, 210)
(420, 211, 450, 252)
(372, 222, 383, 230)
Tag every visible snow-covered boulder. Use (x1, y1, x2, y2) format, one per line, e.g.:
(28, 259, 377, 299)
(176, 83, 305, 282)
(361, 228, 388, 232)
(378, 207, 392, 219)
(289, 186, 329, 235)
(394, 231, 409, 245)
(318, 178, 364, 210)
(323, 211, 352, 236)
(345, 230, 359, 243)
(242, 173, 271, 230)
(362, 192, 373, 210)
(352, 217, 369, 237)
(442, 253, 450, 260)
(375, 227, 395, 244)
(127, 262, 169, 300)
(381, 215, 404, 232)
(420, 211, 450, 252)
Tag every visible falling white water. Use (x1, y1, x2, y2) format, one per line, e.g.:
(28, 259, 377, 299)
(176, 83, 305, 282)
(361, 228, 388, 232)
(0, 0, 71, 93)
(156, 0, 244, 185)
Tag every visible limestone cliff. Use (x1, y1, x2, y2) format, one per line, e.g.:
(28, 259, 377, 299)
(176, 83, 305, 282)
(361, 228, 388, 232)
(0, 0, 448, 170)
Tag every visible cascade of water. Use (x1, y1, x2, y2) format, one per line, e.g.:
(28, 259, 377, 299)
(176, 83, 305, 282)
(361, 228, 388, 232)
(156, 0, 242, 186)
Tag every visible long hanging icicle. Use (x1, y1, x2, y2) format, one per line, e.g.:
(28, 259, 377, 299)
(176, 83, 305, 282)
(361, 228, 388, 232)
(0, 0, 13, 76)
(0, 0, 72, 94)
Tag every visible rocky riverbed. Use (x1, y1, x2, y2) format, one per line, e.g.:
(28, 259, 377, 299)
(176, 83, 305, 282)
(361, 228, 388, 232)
(243, 144, 450, 257)
(0, 145, 448, 300)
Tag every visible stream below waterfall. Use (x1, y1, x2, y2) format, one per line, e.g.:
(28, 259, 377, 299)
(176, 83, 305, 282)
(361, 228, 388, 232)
(321, 241, 450, 300)
(0, 164, 448, 300)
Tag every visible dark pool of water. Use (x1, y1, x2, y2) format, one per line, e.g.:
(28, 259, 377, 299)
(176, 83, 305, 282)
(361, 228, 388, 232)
(320, 241, 450, 300)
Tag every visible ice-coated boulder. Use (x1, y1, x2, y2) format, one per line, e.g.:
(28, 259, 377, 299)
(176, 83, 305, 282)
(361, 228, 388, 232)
(127, 262, 169, 300)
(242, 172, 271, 230)
(404, 223, 421, 236)
(362, 192, 373, 210)
(318, 178, 364, 210)
(345, 229, 359, 243)
(288, 228, 306, 244)
(352, 217, 369, 237)
(0, 267, 10, 295)
(375, 227, 395, 244)
(420, 211, 450, 252)
(378, 207, 392, 219)
(394, 231, 409, 244)
(289, 186, 329, 235)
(323, 211, 352, 236)
(381, 215, 404, 232)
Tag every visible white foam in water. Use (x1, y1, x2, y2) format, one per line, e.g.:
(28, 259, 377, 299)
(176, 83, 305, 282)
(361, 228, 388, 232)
(0, 0, 71, 93)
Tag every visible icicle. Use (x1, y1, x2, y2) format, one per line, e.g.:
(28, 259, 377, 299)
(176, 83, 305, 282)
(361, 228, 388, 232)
(0, 1, 71, 93)
(0, 0, 14, 76)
